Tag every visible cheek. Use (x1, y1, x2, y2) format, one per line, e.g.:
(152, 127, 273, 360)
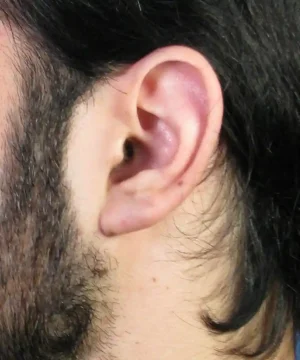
(64, 91, 118, 239)
(65, 113, 107, 237)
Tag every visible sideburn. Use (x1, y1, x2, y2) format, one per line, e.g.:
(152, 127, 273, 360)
(0, 40, 113, 360)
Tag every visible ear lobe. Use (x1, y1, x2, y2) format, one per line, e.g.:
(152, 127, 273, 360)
(99, 46, 223, 237)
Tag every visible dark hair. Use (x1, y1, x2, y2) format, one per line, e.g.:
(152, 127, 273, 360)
(2, 0, 300, 358)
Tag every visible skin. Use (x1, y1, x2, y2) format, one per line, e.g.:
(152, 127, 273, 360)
(0, 21, 295, 360)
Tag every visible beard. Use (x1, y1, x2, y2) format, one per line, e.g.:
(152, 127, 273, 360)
(0, 42, 115, 360)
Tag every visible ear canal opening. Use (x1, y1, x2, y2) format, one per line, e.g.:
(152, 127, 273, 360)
(123, 138, 136, 164)
(110, 137, 151, 184)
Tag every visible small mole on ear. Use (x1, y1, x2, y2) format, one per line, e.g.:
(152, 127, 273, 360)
(152, 277, 157, 283)
(166, 286, 170, 290)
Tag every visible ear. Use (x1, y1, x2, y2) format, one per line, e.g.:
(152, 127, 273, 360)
(99, 46, 223, 237)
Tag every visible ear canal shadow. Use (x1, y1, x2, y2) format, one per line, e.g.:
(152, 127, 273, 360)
(123, 138, 136, 164)
(110, 137, 151, 184)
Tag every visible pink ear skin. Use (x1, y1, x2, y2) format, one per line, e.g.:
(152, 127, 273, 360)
(98, 47, 223, 237)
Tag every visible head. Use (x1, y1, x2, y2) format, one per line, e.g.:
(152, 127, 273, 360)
(0, 1, 299, 359)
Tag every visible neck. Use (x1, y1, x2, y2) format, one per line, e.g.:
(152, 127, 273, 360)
(95, 177, 295, 360)
(97, 229, 295, 360)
